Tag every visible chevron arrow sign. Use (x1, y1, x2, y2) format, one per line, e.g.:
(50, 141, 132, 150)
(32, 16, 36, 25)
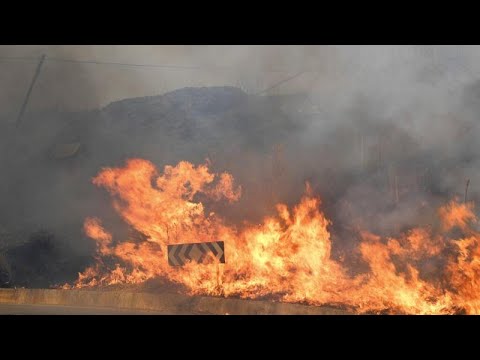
(168, 241, 225, 266)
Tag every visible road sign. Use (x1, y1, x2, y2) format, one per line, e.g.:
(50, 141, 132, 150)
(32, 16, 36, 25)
(168, 241, 225, 266)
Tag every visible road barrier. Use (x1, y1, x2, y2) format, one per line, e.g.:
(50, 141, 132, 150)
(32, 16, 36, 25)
(0, 288, 350, 314)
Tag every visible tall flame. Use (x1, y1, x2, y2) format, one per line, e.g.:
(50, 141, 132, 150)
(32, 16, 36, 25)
(66, 158, 480, 314)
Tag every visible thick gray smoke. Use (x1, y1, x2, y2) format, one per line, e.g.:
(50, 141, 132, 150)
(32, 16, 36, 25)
(1, 45, 480, 287)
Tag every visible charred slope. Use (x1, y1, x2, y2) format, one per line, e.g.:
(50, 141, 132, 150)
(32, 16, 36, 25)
(1, 230, 89, 288)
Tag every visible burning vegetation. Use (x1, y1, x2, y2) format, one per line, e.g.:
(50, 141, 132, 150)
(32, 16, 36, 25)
(59, 157, 480, 315)
(2, 77, 480, 315)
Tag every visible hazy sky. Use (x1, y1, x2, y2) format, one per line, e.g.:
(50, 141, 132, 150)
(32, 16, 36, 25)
(0, 45, 340, 122)
(1, 45, 479, 123)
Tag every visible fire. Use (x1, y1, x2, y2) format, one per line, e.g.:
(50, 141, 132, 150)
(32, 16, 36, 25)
(66, 158, 480, 314)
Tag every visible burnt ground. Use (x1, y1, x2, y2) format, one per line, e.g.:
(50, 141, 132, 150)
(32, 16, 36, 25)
(0, 230, 90, 288)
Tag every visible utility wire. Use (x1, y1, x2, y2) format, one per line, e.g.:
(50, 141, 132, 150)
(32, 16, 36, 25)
(0, 55, 300, 74)
(47, 57, 294, 73)
(256, 71, 306, 95)
(0, 56, 38, 62)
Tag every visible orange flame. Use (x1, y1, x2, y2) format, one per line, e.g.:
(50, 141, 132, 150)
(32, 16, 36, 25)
(66, 158, 480, 314)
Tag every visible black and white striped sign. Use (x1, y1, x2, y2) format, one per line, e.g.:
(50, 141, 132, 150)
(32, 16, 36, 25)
(168, 241, 225, 266)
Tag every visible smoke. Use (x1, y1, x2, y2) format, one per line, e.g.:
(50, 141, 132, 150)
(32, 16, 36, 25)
(2, 45, 480, 286)
(0, 45, 340, 119)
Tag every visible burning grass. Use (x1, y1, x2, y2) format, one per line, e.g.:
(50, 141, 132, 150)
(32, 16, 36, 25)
(63, 158, 480, 314)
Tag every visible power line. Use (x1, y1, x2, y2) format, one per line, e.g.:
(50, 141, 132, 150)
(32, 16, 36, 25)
(0, 55, 299, 74)
(0, 56, 38, 62)
(47, 57, 294, 73)
(48, 57, 233, 70)
(256, 71, 306, 95)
